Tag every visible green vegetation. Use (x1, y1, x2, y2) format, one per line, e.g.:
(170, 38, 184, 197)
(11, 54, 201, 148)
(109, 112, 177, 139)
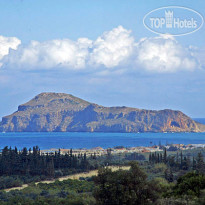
(93, 162, 159, 204)
(0, 179, 95, 205)
(0, 146, 98, 189)
(1, 146, 205, 204)
(173, 172, 205, 197)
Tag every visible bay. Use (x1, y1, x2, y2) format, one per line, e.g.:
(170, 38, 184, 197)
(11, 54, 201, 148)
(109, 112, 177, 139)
(0, 132, 205, 150)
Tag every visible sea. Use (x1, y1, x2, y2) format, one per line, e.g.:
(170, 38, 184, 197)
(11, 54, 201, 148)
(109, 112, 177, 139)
(0, 132, 205, 150)
(0, 118, 204, 150)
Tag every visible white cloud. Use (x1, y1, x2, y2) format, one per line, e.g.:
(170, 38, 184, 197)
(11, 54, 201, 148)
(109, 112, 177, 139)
(3, 38, 92, 70)
(0, 36, 21, 66)
(2, 26, 134, 70)
(135, 35, 198, 73)
(189, 46, 205, 69)
(89, 26, 134, 68)
(0, 27, 202, 73)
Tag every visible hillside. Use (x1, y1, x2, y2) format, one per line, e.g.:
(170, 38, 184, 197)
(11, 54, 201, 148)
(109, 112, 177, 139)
(0, 92, 205, 132)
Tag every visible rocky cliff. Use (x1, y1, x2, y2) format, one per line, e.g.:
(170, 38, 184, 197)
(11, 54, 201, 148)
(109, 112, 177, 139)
(0, 92, 204, 132)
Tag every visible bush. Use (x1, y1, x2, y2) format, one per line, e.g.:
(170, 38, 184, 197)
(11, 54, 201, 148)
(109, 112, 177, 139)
(0, 176, 23, 189)
(94, 162, 159, 205)
(173, 172, 205, 198)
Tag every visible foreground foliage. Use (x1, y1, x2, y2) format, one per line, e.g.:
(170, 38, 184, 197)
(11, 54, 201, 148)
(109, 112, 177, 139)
(0, 146, 99, 189)
(94, 162, 159, 205)
(0, 179, 95, 205)
(1, 147, 205, 204)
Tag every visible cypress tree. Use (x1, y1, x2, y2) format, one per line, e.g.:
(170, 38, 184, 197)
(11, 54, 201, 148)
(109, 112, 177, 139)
(196, 152, 205, 174)
(70, 149, 73, 157)
(160, 153, 163, 163)
(149, 153, 151, 162)
(94, 152, 97, 160)
(157, 153, 160, 163)
(180, 151, 183, 169)
(163, 148, 167, 164)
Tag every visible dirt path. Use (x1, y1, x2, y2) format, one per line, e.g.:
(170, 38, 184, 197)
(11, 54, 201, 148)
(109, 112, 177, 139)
(4, 184, 29, 192)
(3, 166, 130, 192)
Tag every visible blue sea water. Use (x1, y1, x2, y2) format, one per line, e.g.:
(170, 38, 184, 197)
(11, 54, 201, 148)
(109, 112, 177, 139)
(193, 118, 205, 125)
(0, 132, 205, 150)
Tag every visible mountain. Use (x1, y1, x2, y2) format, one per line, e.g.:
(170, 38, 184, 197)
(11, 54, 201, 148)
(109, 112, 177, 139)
(0, 92, 205, 133)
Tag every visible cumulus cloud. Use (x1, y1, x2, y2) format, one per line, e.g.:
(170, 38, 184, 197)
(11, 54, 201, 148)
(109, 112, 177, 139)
(0, 26, 202, 73)
(0, 36, 21, 66)
(89, 26, 134, 68)
(135, 35, 198, 73)
(3, 38, 92, 70)
(2, 26, 134, 70)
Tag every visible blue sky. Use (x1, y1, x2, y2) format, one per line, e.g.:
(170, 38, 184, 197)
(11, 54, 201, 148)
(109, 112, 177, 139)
(0, 0, 205, 118)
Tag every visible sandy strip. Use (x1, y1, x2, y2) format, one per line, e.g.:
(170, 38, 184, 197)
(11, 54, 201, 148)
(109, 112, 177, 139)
(3, 166, 130, 192)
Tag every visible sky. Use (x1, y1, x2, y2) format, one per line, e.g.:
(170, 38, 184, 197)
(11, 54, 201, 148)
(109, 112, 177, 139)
(0, 0, 205, 119)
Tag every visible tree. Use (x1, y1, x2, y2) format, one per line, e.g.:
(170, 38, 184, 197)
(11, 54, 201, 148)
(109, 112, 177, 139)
(193, 157, 196, 170)
(106, 148, 112, 161)
(46, 158, 55, 178)
(173, 172, 205, 197)
(163, 148, 167, 164)
(0, 146, 92, 180)
(149, 153, 151, 162)
(94, 162, 159, 205)
(196, 152, 205, 174)
(165, 169, 174, 182)
(180, 151, 183, 169)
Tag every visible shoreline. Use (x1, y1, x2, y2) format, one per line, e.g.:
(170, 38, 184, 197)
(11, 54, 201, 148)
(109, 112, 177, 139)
(40, 143, 205, 156)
